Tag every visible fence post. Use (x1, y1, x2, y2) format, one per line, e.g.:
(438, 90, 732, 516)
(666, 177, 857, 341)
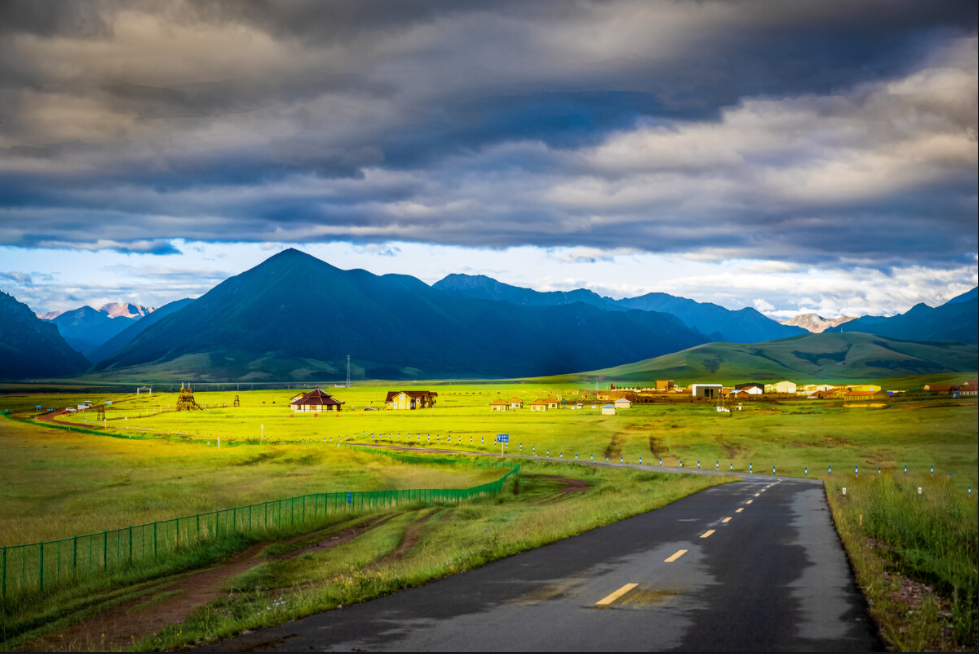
(103, 531, 107, 569)
(196, 514, 200, 543)
(129, 527, 133, 563)
(1, 545, 5, 600)
(72, 536, 77, 575)
(153, 522, 158, 558)
(39, 541, 44, 592)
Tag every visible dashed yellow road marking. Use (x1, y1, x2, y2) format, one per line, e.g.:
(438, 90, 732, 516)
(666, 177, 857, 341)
(665, 550, 688, 563)
(746, 500, 753, 505)
(700, 530, 716, 538)
(754, 493, 761, 497)
(722, 517, 732, 523)
(736, 508, 744, 513)
(596, 583, 638, 606)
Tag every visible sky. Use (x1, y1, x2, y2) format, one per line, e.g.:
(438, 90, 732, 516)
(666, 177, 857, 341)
(0, 0, 976, 319)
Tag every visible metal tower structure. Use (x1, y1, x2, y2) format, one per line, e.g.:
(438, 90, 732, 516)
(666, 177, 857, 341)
(346, 355, 351, 388)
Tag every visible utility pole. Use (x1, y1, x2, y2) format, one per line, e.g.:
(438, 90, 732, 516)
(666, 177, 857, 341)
(346, 355, 351, 388)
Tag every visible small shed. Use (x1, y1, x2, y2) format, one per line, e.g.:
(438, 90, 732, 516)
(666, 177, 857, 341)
(490, 399, 509, 412)
(613, 398, 632, 409)
(601, 404, 616, 416)
(529, 399, 549, 412)
(508, 397, 524, 410)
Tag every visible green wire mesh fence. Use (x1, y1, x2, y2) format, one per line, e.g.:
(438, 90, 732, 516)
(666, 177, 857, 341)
(0, 462, 519, 606)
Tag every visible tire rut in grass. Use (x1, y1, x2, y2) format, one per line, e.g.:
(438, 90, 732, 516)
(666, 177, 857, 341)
(25, 517, 389, 652)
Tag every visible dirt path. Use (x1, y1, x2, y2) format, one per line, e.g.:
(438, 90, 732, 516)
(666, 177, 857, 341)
(24, 517, 389, 652)
(521, 474, 589, 501)
(375, 513, 436, 566)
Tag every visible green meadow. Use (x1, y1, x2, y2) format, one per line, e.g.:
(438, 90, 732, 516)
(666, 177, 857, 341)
(1, 380, 976, 651)
(32, 383, 979, 492)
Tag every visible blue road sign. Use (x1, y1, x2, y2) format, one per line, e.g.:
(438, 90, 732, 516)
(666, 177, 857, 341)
(496, 434, 510, 444)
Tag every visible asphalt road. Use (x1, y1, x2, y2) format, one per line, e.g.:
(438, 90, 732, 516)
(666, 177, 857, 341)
(209, 477, 881, 652)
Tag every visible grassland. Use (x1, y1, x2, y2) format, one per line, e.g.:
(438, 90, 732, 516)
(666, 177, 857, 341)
(1, 381, 976, 651)
(23, 384, 977, 493)
(0, 411, 723, 651)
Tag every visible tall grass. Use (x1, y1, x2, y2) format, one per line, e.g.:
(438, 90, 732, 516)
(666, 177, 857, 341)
(827, 473, 978, 650)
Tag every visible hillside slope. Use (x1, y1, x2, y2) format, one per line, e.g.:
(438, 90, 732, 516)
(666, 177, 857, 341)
(0, 290, 91, 380)
(93, 250, 708, 381)
(88, 298, 193, 364)
(543, 332, 978, 384)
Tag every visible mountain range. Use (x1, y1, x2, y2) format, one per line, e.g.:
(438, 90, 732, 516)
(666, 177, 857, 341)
(545, 332, 978, 384)
(45, 303, 156, 359)
(91, 249, 708, 381)
(433, 275, 805, 343)
(4, 252, 976, 382)
(842, 288, 977, 345)
(780, 314, 857, 334)
(0, 291, 90, 380)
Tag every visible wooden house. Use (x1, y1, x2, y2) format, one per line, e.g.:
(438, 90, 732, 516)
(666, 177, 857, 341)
(529, 399, 549, 412)
(508, 397, 524, 410)
(546, 398, 559, 409)
(385, 390, 438, 410)
(490, 399, 509, 412)
(291, 388, 344, 413)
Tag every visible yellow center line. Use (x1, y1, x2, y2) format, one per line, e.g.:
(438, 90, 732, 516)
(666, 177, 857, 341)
(664, 549, 688, 563)
(754, 493, 760, 497)
(746, 500, 753, 505)
(700, 530, 716, 538)
(736, 508, 744, 513)
(722, 517, 732, 523)
(596, 583, 638, 606)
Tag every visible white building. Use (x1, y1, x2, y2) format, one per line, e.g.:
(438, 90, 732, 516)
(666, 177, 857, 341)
(601, 405, 616, 416)
(613, 398, 633, 409)
(765, 381, 798, 394)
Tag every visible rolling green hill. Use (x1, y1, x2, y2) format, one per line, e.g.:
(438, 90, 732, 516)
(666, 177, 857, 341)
(540, 332, 978, 385)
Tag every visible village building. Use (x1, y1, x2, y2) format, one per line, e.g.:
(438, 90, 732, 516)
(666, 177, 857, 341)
(508, 397, 524, 410)
(847, 384, 881, 393)
(529, 399, 549, 412)
(735, 383, 764, 395)
(545, 398, 559, 409)
(601, 404, 616, 416)
(291, 388, 344, 413)
(490, 399, 510, 412)
(765, 381, 798, 395)
(385, 390, 438, 410)
(691, 384, 723, 399)
(655, 380, 676, 391)
(614, 398, 633, 409)
(958, 382, 978, 398)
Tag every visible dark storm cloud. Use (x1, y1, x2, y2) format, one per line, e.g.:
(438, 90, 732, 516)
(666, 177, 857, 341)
(0, 0, 975, 267)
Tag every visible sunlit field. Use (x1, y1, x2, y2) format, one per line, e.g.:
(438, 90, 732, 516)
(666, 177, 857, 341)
(15, 384, 977, 492)
(1, 383, 976, 651)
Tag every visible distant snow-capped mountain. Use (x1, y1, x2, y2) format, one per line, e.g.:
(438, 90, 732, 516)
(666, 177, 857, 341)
(99, 302, 156, 319)
(780, 313, 856, 334)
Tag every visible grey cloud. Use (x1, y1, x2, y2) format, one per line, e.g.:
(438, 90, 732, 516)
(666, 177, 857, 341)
(0, 0, 975, 271)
